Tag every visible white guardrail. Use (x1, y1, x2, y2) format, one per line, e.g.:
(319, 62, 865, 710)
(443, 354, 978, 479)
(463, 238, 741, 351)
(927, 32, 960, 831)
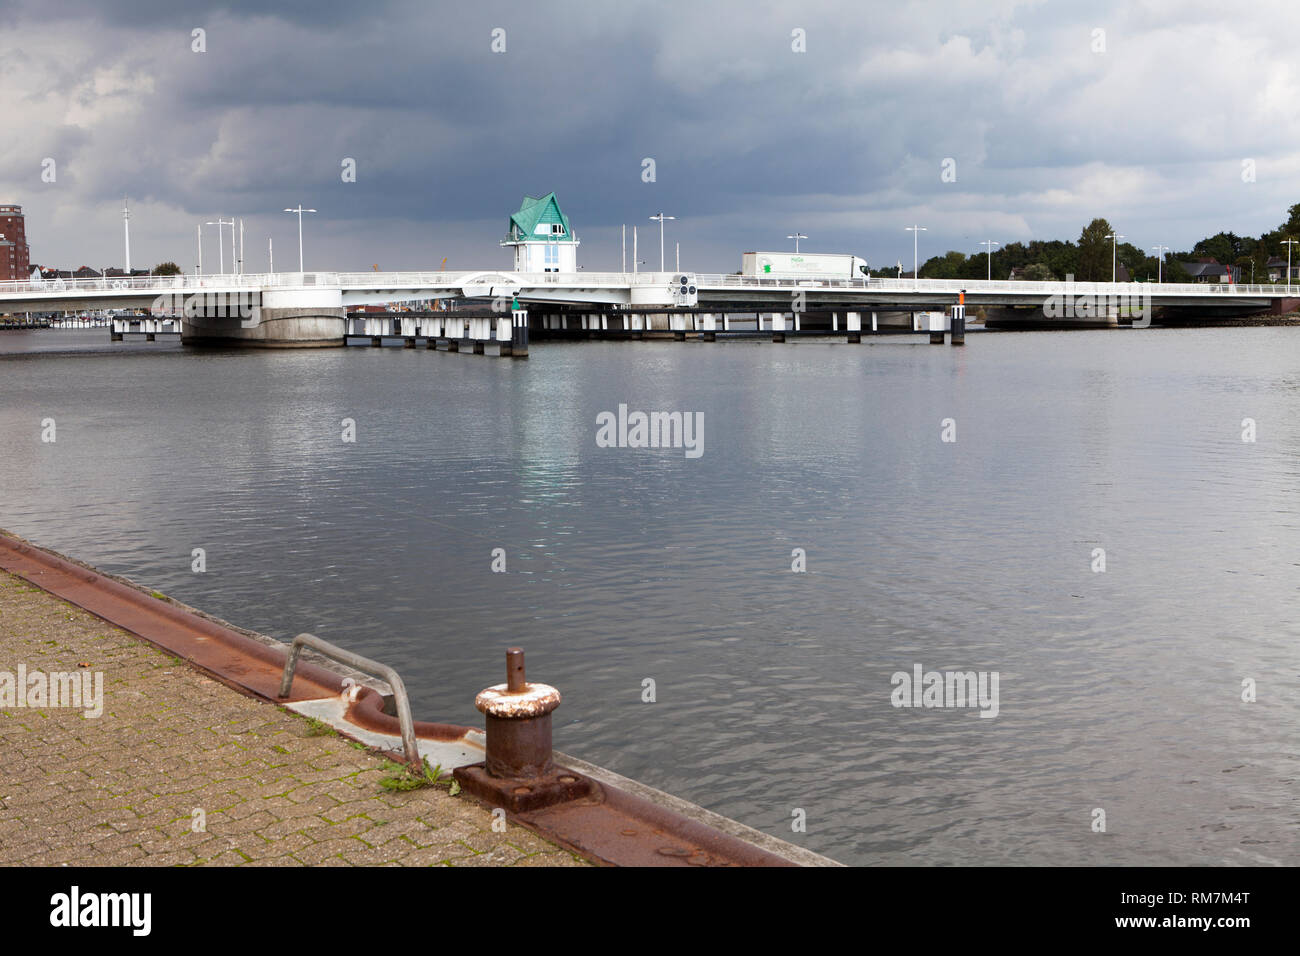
(2, 271, 1296, 297)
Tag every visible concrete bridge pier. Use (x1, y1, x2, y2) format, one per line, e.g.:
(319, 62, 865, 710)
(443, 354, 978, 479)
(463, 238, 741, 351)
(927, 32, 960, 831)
(702, 313, 717, 342)
(846, 311, 861, 343)
(511, 307, 528, 357)
(183, 287, 346, 348)
(671, 312, 687, 341)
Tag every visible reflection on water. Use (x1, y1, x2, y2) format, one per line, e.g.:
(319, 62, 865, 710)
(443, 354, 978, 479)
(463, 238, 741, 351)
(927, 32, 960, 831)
(1, 328, 1297, 865)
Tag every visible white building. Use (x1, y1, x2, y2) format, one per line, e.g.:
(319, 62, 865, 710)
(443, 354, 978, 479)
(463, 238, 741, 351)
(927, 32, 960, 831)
(501, 192, 579, 273)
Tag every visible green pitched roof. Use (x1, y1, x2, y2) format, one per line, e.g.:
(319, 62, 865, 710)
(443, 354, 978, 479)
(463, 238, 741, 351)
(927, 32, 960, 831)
(507, 192, 575, 241)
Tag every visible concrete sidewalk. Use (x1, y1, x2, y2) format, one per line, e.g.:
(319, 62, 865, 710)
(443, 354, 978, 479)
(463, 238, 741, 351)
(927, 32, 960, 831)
(0, 570, 586, 867)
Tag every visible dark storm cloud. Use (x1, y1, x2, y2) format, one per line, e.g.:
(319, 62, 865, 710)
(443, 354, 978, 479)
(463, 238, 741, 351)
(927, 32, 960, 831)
(3, 0, 1299, 272)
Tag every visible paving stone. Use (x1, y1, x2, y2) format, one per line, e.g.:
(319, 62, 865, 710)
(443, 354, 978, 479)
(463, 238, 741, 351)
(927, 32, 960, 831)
(0, 570, 587, 868)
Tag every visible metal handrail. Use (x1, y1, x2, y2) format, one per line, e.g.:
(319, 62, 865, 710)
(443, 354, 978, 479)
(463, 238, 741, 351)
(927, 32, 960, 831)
(3, 269, 1296, 298)
(277, 632, 421, 770)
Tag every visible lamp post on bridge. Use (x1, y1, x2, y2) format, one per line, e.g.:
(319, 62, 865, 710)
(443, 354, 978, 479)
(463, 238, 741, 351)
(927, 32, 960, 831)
(905, 225, 926, 288)
(284, 206, 317, 273)
(1283, 238, 1298, 292)
(787, 233, 807, 253)
(1107, 232, 1124, 283)
(980, 239, 999, 281)
(649, 213, 675, 272)
(204, 219, 233, 274)
(1150, 244, 1169, 283)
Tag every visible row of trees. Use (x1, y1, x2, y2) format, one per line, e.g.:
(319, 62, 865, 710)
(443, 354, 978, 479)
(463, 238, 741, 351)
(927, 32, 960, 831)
(871, 203, 1300, 283)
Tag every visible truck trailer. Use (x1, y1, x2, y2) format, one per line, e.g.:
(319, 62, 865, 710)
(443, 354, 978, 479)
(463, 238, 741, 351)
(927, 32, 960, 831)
(741, 252, 869, 279)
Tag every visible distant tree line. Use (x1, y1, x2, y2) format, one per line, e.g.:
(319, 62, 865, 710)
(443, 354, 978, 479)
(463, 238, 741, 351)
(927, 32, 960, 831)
(866, 202, 1300, 282)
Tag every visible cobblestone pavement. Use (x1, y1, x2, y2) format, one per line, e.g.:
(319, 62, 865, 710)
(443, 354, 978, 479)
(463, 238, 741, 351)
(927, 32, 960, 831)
(0, 571, 587, 866)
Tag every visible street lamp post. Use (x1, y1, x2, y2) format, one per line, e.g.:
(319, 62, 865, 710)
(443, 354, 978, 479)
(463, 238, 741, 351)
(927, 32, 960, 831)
(1283, 239, 1298, 291)
(122, 198, 131, 275)
(1107, 233, 1124, 282)
(980, 239, 999, 281)
(649, 213, 675, 272)
(905, 225, 926, 287)
(787, 233, 808, 253)
(284, 206, 317, 273)
(1150, 244, 1169, 283)
(204, 219, 232, 273)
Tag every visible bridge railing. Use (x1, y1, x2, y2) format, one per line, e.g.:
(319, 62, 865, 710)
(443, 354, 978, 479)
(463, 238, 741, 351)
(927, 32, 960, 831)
(690, 274, 1299, 297)
(5, 270, 1299, 299)
(0, 272, 288, 294)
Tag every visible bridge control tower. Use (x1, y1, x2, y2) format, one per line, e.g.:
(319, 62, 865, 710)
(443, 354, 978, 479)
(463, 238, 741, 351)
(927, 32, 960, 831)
(501, 192, 579, 273)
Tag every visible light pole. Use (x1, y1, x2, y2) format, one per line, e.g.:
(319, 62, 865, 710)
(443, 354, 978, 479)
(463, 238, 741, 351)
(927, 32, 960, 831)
(284, 206, 317, 272)
(122, 197, 131, 275)
(905, 225, 926, 286)
(980, 239, 999, 281)
(196, 224, 203, 275)
(1150, 244, 1169, 283)
(787, 233, 807, 253)
(205, 219, 232, 273)
(1107, 232, 1124, 282)
(1283, 239, 1298, 291)
(649, 213, 675, 272)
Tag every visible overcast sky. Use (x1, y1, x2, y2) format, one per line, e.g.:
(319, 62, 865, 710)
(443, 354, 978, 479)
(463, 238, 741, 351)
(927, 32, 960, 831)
(2, 0, 1299, 275)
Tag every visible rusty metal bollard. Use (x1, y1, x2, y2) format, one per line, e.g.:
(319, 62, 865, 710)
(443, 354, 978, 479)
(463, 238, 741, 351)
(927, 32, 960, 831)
(454, 647, 593, 813)
(477, 648, 560, 779)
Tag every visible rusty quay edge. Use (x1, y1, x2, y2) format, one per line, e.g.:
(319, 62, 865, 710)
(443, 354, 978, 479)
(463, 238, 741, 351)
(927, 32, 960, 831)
(0, 529, 839, 867)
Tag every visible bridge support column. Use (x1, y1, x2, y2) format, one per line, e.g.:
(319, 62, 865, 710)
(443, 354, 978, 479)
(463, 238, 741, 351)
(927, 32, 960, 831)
(511, 308, 529, 358)
(846, 311, 861, 343)
(772, 312, 786, 343)
(496, 313, 513, 355)
(183, 288, 346, 348)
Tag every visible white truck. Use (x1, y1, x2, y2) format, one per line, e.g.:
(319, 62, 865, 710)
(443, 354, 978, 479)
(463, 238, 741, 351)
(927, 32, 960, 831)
(741, 252, 870, 279)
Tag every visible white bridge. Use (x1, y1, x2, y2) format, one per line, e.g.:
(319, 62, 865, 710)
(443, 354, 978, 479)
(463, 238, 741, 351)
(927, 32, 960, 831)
(2, 270, 1295, 348)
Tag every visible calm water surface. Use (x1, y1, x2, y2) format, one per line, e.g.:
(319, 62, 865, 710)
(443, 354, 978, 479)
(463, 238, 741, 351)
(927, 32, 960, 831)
(1, 327, 1296, 865)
